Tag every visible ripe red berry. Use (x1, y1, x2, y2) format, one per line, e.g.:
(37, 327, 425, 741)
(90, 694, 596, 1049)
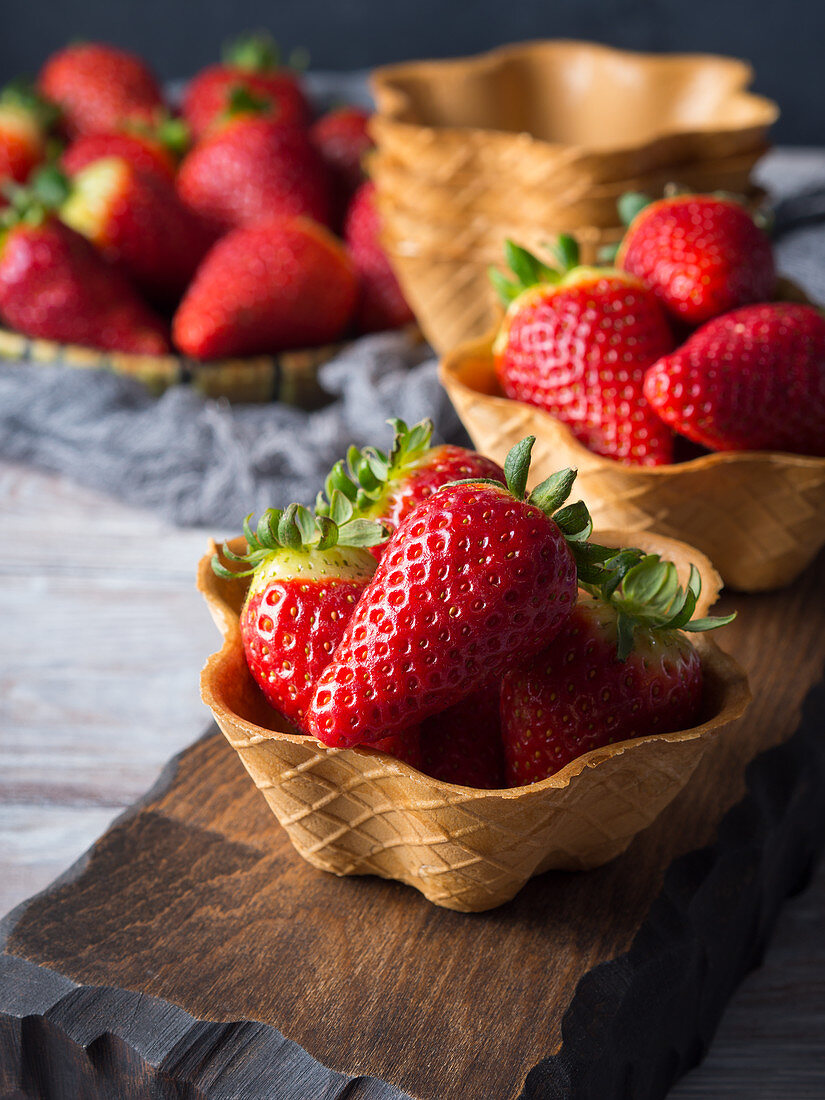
(644, 303, 825, 456)
(616, 193, 776, 325)
(492, 238, 675, 466)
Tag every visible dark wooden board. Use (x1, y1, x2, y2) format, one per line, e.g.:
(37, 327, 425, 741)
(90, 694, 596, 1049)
(2, 559, 825, 1100)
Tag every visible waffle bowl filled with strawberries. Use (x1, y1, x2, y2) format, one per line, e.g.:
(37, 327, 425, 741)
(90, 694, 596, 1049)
(0, 35, 415, 402)
(198, 420, 749, 913)
(440, 191, 825, 592)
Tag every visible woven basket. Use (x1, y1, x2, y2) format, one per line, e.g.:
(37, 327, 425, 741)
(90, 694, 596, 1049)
(198, 530, 749, 913)
(0, 323, 423, 405)
(370, 40, 778, 352)
(440, 332, 825, 593)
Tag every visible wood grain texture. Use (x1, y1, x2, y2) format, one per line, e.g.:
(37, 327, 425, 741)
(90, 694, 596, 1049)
(0, 463, 224, 914)
(1, 532, 824, 1098)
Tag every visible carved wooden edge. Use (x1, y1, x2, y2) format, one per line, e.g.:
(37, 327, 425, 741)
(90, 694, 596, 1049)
(1, 676, 824, 1100)
(522, 676, 825, 1100)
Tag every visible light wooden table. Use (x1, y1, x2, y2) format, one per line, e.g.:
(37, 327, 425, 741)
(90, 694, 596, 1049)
(1, 460, 822, 1097)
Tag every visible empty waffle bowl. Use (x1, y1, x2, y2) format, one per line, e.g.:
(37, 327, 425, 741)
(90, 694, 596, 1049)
(198, 530, 749, 913)
(370, 40, 778, 352)
(440, 331, 825, 593)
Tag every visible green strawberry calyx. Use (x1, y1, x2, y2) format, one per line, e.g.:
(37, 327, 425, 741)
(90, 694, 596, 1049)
(489, 235, 592, 306)
(0, 164, 73, 234)
(580, 548, 736, 660)
(223, 31, 281, 72)
(211, 500, 388, 580)
(124, 112, 191, 159)
(444, 435, 604, 578)
(223, 84, 276, 121)
(0, 79, 61, 132)
(316, 417, 435, 521)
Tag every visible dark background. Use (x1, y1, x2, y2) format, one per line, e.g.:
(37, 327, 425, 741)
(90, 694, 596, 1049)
(1, 0, 820, 144)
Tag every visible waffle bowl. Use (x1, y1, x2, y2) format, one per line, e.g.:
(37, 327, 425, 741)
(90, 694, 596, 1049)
(370, 40, 778, 352)
(440, 332, 825, 593)
(198, 530, 749, 913)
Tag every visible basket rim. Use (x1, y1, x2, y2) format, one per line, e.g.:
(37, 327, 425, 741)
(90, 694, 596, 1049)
(371, 39, 778, 155)
(197, 531, 750, 800)
(439, 329, 825, 478)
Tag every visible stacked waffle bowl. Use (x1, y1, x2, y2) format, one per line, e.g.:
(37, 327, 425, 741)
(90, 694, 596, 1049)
(370, 40, 778, 353)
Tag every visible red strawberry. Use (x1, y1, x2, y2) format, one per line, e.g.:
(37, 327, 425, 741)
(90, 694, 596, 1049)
(306, 440, 594, 748)
(182, 33, 310, 142)
(502, 550, 734, 785)
(48, 160, 213, 305)
(173, 217, 358, 360)
(318, 417, 504, 559)
(213, 502, 386, 729)
(38, 42, 163, 138)
(420, 684, 505, 788)
(616, 192, 776, 326)
(492, 237, 675, 466)
(344, 181, 414, 333)
(176, 106, 331, 235)
(644, 303, 825, 457)
(0, 208, 169, 355)
(311, 107, 373, 211)
(61, 116, 189, 184)
(0, 83, 58, 187)
(373, 725, 423, 769)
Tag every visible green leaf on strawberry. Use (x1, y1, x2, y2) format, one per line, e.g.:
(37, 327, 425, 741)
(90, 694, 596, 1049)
(581, 549, 735, 660)
(211, 501, 388, 579)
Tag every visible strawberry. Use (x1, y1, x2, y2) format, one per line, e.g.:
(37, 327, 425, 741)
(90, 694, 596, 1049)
(182, 33, 310, 143)
(176, 98, 331, 235)
(317, 417, 505, 559)
(344, 181, 414, 333)
(38, 42, 164, 138)
(615, 192, 776, 326)
(212, 501, 386, 728)
(61, 116, 189, 184)
(644, 303, 825, 457)
(373, 725, 423, 769)
(42, 161, 212, 306)
(311, 107, 373, 211)
(173, 216, 358, 359)
(502, 549, 734, 785)
(420, 684, 505, 788)
(491, 237, 675, 466)
(0, 205, 169, 355)
(306, 439, 598, 748)
(0, 83, 58, 187)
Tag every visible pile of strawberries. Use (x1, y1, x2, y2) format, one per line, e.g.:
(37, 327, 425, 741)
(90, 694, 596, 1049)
(214, 419, 732, 789)
(0, 36, 413, 359)
(491, 192, 825, 462)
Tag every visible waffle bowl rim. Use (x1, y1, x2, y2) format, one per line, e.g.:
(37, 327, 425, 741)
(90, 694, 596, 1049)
(370, 39, 779, 156)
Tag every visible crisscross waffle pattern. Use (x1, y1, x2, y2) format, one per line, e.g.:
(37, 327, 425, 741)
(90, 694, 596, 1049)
(369, 42, 776, 352)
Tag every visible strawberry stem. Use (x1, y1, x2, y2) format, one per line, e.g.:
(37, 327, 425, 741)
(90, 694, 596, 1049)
(581, 550, 736, 660)
(211, 501, 388, 579)
(488, 236, 581, 306)
(317, 418, 435, 520)
(222, 31, 280, 72)
(225, 84, 272, 119)
(0, 79, 61, 132)
(617, 190, 652, 227)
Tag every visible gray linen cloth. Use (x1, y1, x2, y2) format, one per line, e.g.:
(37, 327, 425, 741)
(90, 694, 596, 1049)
(0, 149, 821, 528)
